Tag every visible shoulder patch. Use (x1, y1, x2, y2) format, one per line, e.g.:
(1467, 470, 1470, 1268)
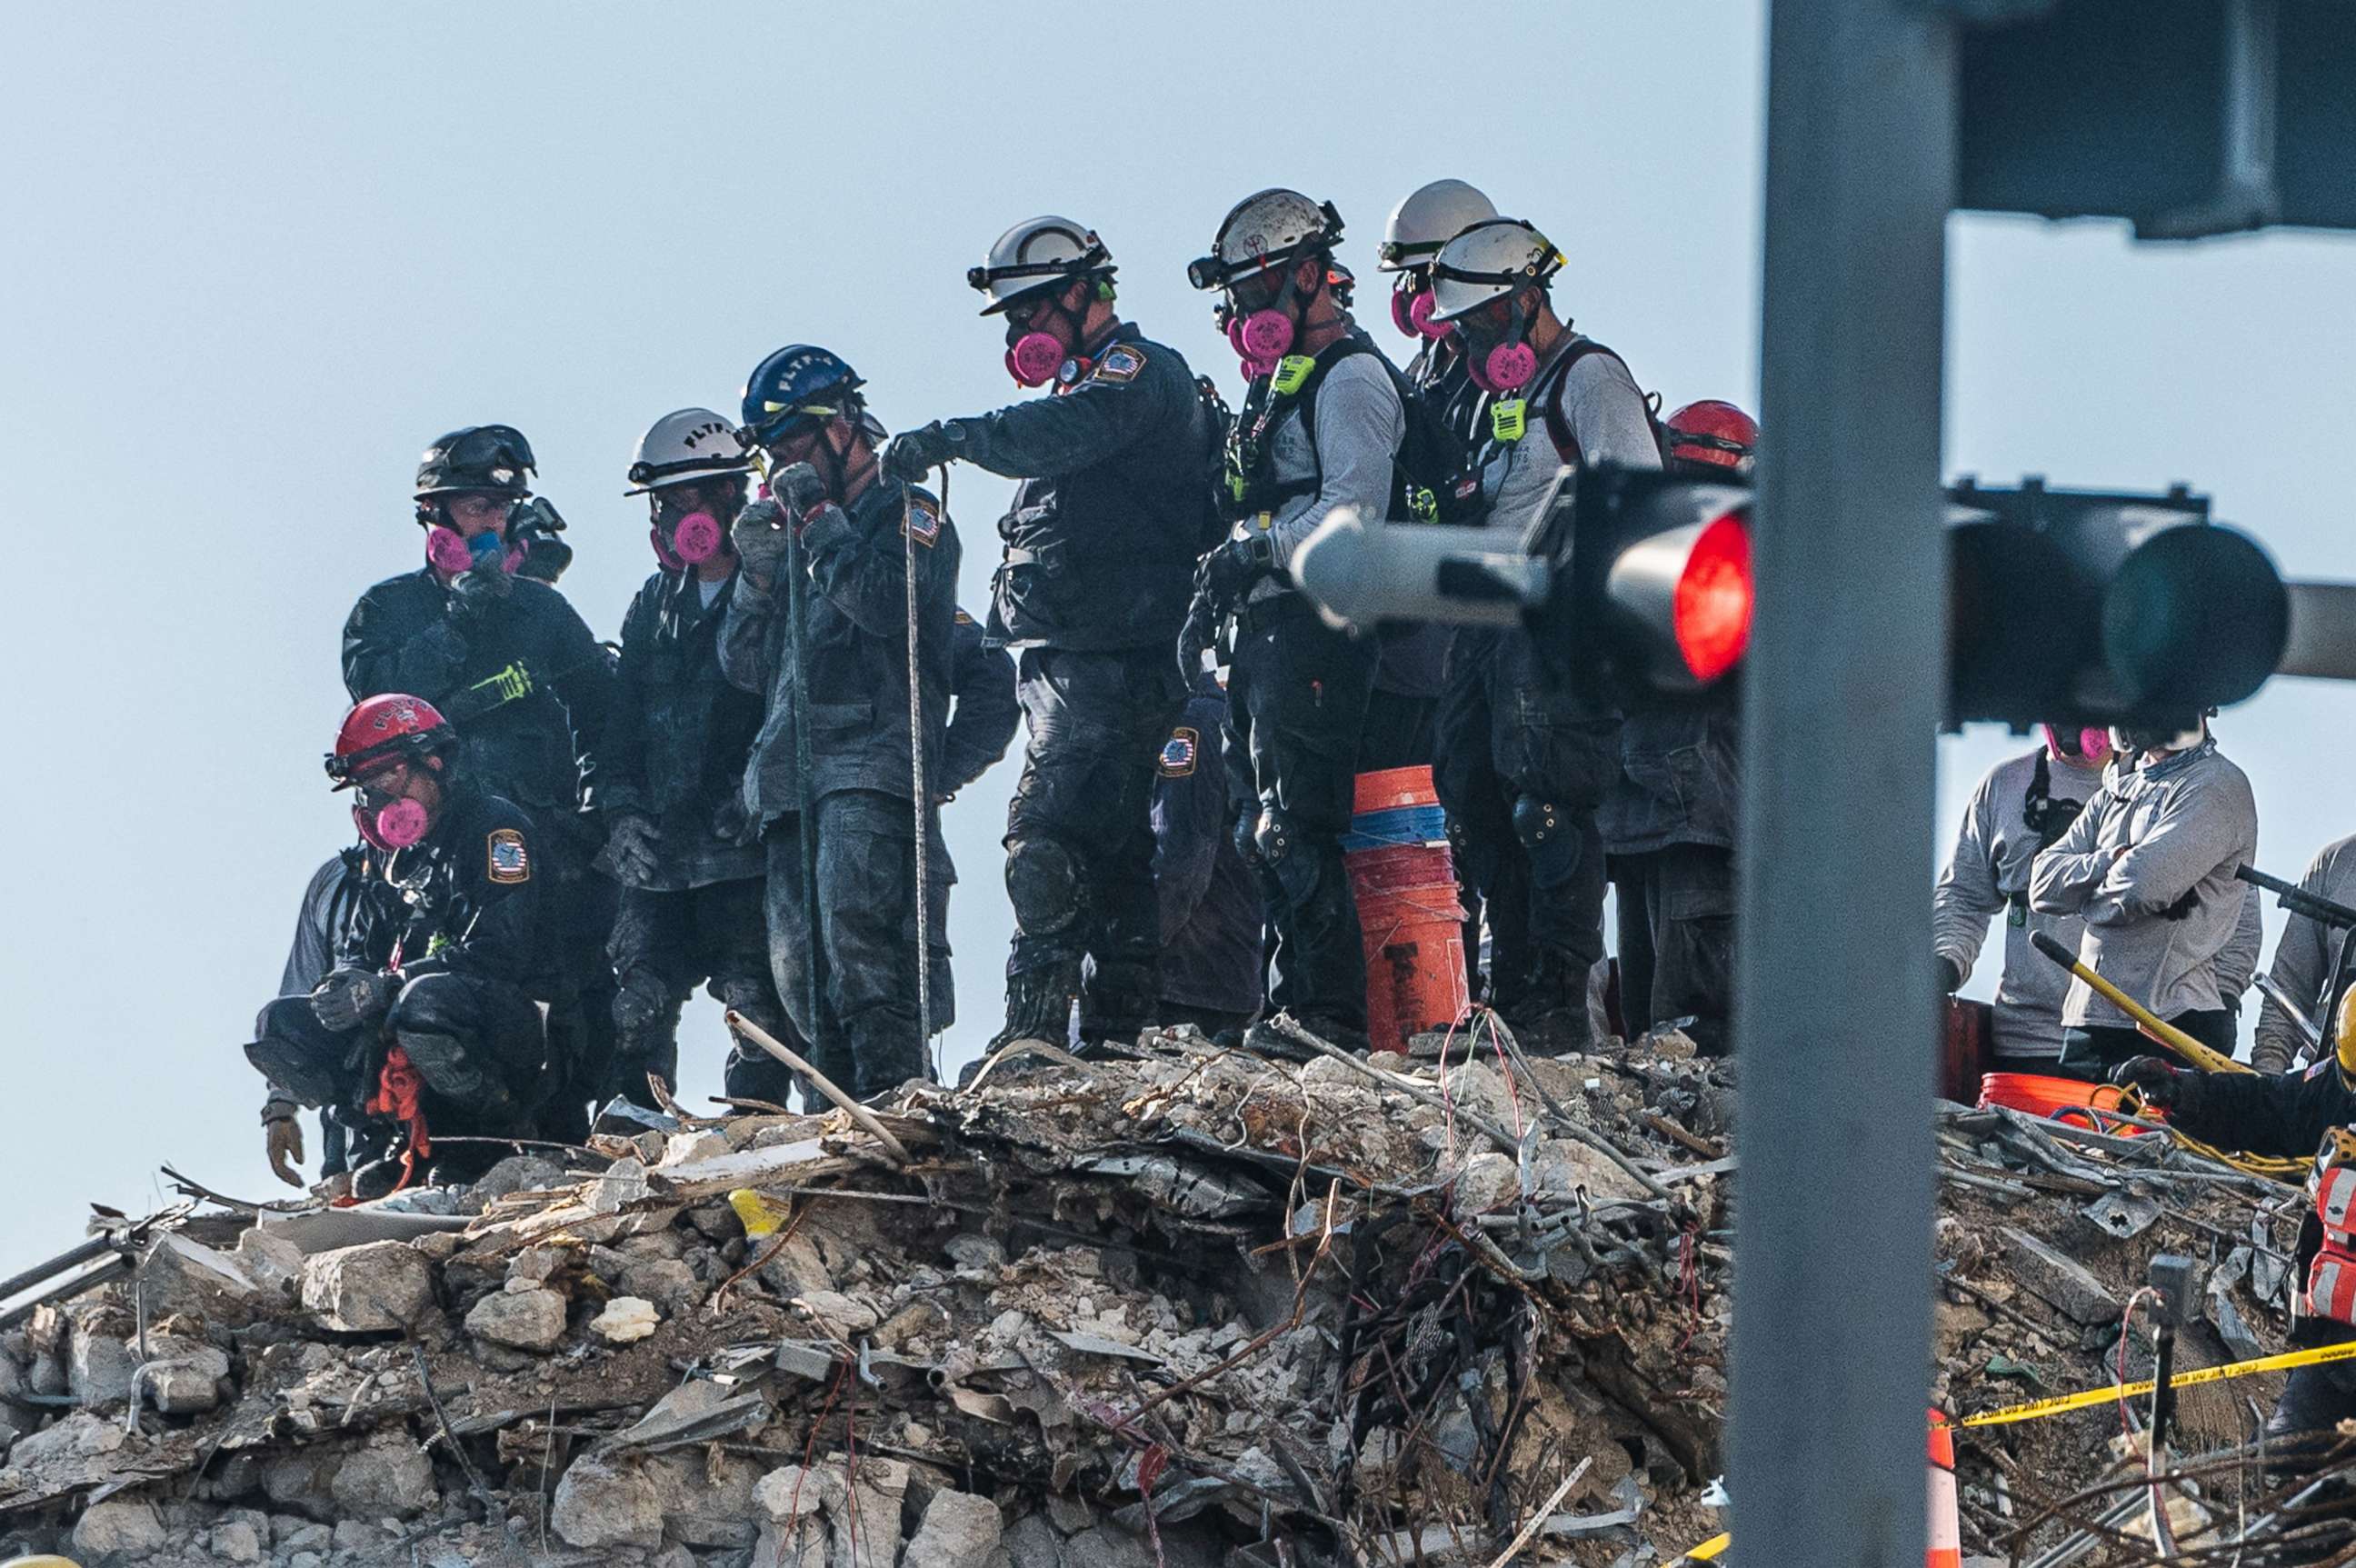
(1158, 727, 1199, 778)
(1092, 344, 1147, 384)
(485, 827, 532, 884)
(902, 492, 942, 547)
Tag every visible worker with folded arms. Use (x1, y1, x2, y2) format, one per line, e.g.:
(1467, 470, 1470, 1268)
(2111, 1030, 2356, 1465)
(2252, 834, 2356, 1074)
(2028, 716, 2259, 1077)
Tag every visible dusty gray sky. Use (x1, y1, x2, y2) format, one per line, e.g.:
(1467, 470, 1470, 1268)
(3, 4, 2350, 1273)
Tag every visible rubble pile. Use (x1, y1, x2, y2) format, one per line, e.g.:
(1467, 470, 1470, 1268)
(0, 1023, 2315, 1567)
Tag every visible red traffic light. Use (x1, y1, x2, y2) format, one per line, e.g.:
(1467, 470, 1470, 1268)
(1672, 512, 1754, 683)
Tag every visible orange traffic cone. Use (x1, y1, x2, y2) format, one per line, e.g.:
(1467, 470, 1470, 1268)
(1926, 1408, 1962, 1568)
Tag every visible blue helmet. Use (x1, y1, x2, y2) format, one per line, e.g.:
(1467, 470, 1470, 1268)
(740, 345, 866, 447)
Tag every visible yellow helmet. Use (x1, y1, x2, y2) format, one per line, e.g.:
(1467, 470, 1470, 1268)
(2331, 987, 2356, 1087)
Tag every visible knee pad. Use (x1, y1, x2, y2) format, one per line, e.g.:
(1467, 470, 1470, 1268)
(392, 1028, 504, 1107)
(1510, 794, 1561, 849)
(1512, 794, 1581, 887)
(1005, 835, 1083, 937)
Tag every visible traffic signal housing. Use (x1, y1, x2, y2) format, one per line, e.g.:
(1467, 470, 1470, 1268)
(1530, 464, 1756, 703)
(1945, 479, 2288, 729)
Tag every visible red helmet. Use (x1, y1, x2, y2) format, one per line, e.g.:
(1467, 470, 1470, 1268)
(1663, 400, 1759, 478)
(325, 694, 453, 789)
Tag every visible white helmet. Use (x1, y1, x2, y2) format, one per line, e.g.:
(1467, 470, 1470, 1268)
(1187, 188, 1344, 292)
(624, 407, 752, 495)
(968, 216, 1113, 316)
(1378, 179, 1498, 272)
(1429, 218, 1563, 323)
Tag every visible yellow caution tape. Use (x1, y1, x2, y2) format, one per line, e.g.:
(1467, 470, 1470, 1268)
(1959, 1338, 2356, 1428)
(728, 1188, 791, 1239)
(1674, 1531, 1732, 1561)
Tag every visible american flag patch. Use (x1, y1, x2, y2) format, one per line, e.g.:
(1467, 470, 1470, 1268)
(1159, 727, 1199, 777)
(903, 494, 941, 547)
(485, 827, 531, 884)
(1093, 345, 1146, 384)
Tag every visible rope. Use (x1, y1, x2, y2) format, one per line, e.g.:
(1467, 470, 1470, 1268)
(904, 475, 935, 1080)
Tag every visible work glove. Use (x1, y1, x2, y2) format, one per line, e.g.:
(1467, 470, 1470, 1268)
(310, 967, 397, 1033)
(604, 812, 662, 885)
(731, 497, 793, 580)
(768, 460, 829, 518)
(2110, 1055, 2193, 1114)
(880, 421, 962, 484)
(1934, 954, 1963, 995)
(798, 502, 856, 564)
(505, 496, 572, 582)
(446, 557, 515, 620)
(1197, 533, 1278, 613)
(1176, 574, 1221, 687)
(262, 1099, 304, 1189)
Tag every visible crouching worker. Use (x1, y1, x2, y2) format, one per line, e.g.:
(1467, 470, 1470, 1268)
(2113, 1031, 2356, 1468)
(248, 694, 552, 1189)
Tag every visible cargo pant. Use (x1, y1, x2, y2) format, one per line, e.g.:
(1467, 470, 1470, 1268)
(607, 876, 796, 1109)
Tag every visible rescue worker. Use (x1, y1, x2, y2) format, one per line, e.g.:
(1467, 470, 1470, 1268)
(2029, 717, 2261, 1076)
(1933, 724, 2113, 1067)
(341, 425, 615, 1139)
(1145, 671, 1263, 1039)
(1602, 401, 1756, 1055)
(2111, 1032, 2356, 1465)
(878, 218, 1209, 1053)
(1358, 179, 1498, 772)
(2253, 833, 2356, 1074)
(1185, 189, 1399, 1050)
(721, 346, 960, 1101)
(248, 696, 554, 1186)
(255, 845, 374, 1189)
(592, 409, 794, 1110)
(1427, 217, 1661, 1051)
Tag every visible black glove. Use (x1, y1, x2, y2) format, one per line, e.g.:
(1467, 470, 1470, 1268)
(880, 422, 961, 484)
(2110, 1055, 2185, 1111)
(604, 812, 662, 885)
(505, 497, 572, 582)
(1199, 533, 1277, 611)
(446, 561, 514, 620)
(2159, 885, 2201, 921)
(1176, 576, 1221, 686)
(731, 498, 792, 580)
(310, 968, 397, 1033)
(1934, 954, 1963, 995)
(769, 461, 829, 518)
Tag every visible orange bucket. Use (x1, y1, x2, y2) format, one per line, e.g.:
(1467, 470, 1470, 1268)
(1346, 766, 1468, 1053)
(1978, 1072, 2161, 1134)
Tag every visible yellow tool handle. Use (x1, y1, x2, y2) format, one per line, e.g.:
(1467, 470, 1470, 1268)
(2028, 931, 2248, 1074)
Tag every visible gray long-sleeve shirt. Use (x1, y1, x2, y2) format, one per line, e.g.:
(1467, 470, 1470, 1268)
(1933, 747, 2106, 1058)
(2251, 833, 2356, 1073)
(2027, 738, 2260, 1029)
(1238, 344, 1403, 604)
(1479, 333, 1662, 542)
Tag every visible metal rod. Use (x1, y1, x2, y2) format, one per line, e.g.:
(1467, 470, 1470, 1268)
(1732, 4, 1954, 1563)
(782, 486, 829, 1084)
(903, 480, 933, 1075)
(0, 1254, 132, 1333)
(0, 1235, 111, 1303)
(724, 1009, 912, 1165)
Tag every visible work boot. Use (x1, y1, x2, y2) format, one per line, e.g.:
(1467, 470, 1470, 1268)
(847, 1018, 930, 1106)
(1505, 951, 1593, 1056)
(1079, 961, 1158, 1053)
(987, 965, 1080, 1055)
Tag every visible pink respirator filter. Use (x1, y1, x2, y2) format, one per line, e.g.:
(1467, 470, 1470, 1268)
(1006, 332, 1064, 387)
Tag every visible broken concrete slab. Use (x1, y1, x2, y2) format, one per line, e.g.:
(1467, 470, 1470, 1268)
(1999, 1224, 2125, 1324)
(463, 1284, 567, 1352)
(297, 1242, 433, 1333)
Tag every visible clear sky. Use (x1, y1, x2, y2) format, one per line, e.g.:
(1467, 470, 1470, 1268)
(3, 5, 2351, 1274)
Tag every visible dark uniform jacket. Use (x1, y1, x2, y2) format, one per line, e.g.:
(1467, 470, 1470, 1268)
(944, 609, 1019, 797)
(1379, 338, 1484, 702)
(960, 323, 1213, 654)
(594, 565, 767, 887)
(1153, 684, 1263, 1016)
(2171, 1061, 2356, 1342)
(337, 784, 550, 997)
(342, 568, 614, 822)
(719, 481, 961, 820)
(1600, 711, 1742, 857)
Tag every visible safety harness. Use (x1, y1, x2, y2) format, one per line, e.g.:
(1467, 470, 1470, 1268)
(2307, 1127, 2356, 1326)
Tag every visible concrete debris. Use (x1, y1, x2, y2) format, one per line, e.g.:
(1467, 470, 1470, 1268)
(0, 1024, 2307, 1565)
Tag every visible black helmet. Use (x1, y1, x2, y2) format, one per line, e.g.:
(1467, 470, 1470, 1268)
(415, 424, 536, 498)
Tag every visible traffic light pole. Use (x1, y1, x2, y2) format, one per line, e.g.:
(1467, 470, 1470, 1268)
(1732, 3, 1954, 1563)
